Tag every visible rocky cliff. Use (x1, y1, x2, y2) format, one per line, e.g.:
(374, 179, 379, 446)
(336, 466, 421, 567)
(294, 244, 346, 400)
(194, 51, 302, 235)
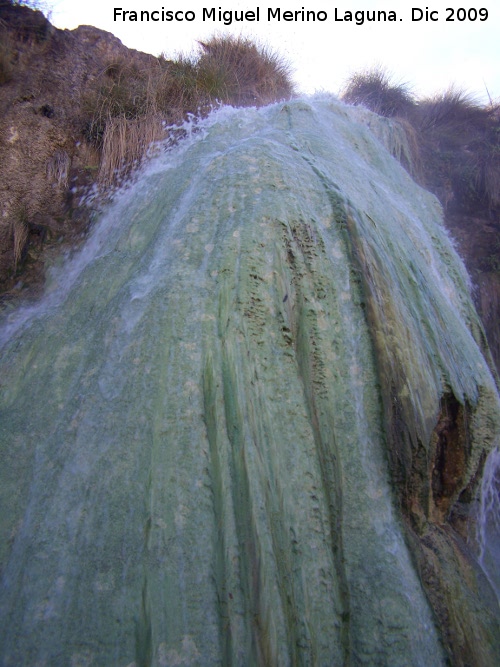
(0, 1, 160, 293)
(0, 3, 295, 303)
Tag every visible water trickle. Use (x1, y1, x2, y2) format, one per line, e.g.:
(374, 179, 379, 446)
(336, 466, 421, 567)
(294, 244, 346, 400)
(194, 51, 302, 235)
(478, 446, 500, 602)
(0, 96, 499, 665)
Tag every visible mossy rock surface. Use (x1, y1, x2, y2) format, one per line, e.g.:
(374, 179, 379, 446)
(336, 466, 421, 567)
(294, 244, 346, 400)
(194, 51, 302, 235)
(0, 98, 499, 666)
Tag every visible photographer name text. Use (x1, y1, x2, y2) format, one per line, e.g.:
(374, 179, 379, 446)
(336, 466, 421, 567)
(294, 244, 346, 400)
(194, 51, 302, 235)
(113, 6, 490, 25)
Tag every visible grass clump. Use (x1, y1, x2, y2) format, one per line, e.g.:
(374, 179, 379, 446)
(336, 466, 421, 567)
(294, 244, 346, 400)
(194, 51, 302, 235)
(196, 35, 295, 106)
(3, 0, 52, 41)
(83, 36, 295, 186)
(7, 201, 29, 271)
(341, 67, 415, 118)
(415, 88, 500, 212)
(342, 69, 500, 215)
(417, 88, 491, 147)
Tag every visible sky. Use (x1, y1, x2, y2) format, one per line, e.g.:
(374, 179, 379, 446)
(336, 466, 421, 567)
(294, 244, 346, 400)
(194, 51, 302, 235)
(47, 0, 500, 103)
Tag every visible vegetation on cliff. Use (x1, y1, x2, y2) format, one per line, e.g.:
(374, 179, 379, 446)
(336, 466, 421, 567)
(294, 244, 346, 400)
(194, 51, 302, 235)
(84, 35, 294, 186)
(0, 2, 499, 375)
(0, 1, 294, 294)
(342, 68, 500, 372)
(342, 67, 500, 215)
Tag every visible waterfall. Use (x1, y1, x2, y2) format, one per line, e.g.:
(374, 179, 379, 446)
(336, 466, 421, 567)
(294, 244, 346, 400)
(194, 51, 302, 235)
(1, 97, 499, 666)
(478, 447, 500, 601)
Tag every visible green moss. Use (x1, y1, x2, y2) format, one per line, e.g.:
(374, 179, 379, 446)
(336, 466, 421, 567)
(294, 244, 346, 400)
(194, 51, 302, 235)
(0, 98, 499, 665)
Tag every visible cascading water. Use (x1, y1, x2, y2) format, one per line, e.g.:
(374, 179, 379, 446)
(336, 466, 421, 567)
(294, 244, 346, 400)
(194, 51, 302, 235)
(478, 447, 500, 600)
(0, 97, 499, 666)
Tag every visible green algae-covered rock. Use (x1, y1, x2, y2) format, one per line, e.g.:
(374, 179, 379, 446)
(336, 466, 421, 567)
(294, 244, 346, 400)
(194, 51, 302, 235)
(1, 98, 499, 665)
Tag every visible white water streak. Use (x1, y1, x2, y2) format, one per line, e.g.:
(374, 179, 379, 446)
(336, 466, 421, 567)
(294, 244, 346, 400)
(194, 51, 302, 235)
(478, 446, 500, 602)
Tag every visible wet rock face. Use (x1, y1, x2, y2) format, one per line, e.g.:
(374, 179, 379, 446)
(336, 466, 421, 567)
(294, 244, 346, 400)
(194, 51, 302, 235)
(2, 4, 499, 394)
(430, 395, 467, 521)
(0, 98, 499, 666)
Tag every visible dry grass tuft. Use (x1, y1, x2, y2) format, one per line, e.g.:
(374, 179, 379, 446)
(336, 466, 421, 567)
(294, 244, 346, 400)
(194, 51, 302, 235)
(82, 35, 295, 187)
(415, 89, 500, 212)
(98, 115, 165, 187)
(341, 67, 415, 118)
(342, 69, 500, 215)
(196, 35, 295, 107)
(83, 57, 169, 186)
(10, 203, 29, 270)
(416, 88, 490, 146)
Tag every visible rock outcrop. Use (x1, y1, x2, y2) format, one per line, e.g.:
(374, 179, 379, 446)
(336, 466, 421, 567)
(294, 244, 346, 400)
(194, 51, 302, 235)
(0, 1, 158, 290)
(0, 97, 499, 666)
